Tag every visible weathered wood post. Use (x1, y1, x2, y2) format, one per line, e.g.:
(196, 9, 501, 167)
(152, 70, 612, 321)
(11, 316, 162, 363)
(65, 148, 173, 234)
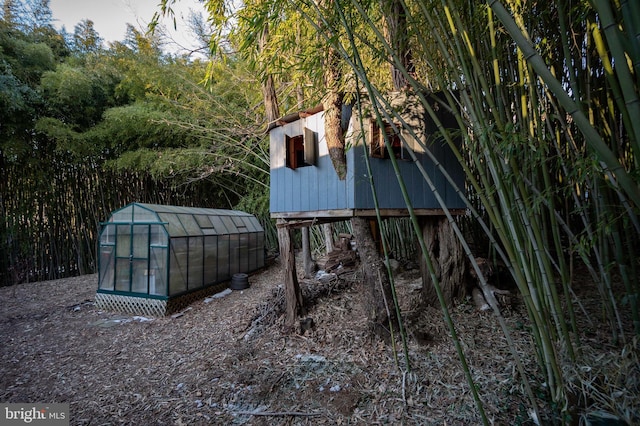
(323, 223, 334, 253)
(301, 226, 315, 278)
(277, 219, 305, 330)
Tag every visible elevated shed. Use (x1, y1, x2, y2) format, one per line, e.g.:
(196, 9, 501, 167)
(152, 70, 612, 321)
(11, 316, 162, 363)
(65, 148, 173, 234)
(96, 203, 265, 316)
(269, 92, 465, 220)
(269, 93, 469, 328)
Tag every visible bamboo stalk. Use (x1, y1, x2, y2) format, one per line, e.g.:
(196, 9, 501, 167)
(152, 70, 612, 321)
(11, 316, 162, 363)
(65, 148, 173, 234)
(488, 0, 640, 209)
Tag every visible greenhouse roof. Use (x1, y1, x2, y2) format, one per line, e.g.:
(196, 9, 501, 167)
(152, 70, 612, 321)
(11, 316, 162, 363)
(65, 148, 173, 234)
(105, 203, 263, 237)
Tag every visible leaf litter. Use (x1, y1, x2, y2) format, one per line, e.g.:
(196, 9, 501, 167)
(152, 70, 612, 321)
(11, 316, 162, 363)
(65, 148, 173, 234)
(0, 256, 638, 425)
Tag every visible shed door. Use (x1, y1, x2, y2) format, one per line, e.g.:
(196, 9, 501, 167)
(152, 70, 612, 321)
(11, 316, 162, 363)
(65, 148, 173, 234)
(114, 224, 150, 293)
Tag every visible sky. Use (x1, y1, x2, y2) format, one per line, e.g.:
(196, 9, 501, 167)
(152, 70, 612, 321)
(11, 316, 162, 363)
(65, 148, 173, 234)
(49, 0, 208, 53)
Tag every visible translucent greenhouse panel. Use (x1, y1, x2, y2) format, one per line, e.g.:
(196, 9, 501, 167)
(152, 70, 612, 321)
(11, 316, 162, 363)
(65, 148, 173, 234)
(149, 224, 168, 296)
(111, 208, 133, 222)
(232, 216, 249, 233)
(188, 237, 204, 290)
(178, 214, 203, 236)
(115, 258, 130, 291)
(132, 206, 157, 222)
(238, 234, 249, 272)
(116, 224, 131, 258)
(99, 245, 115, 290)
(209, 216, 228, 234)
(149, 247, 168, 296)
(204, 236, 218, 284)
(217, 235, 230, 279)
(150, 225, 168, 246)
(100, 225, 116, 244)
(229, 234, 240, 274)
(248, 233, 265, 271)
(221, 216, 237, 234)
(195, 214, 214, 229)
(242, 217, 261, 233)
(131, 259, 149, 293)
(257, 233, 265, 268)
(132, 225, 149, 259)
(169, 239, 188, 295)
(158, 213, 187, 237)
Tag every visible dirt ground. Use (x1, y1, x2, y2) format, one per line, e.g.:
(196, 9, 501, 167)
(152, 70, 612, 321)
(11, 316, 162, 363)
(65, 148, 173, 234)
(1, 256, 637, 425)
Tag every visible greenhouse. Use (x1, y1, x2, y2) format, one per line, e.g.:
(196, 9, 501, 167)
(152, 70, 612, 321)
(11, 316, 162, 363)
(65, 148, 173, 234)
(95, 203, 265, 316)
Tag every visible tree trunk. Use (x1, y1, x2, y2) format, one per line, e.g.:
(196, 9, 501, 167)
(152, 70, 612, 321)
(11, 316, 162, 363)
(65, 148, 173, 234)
(294, 22, 305, 111)
(322, 61, 346, 180)
(381, 0, 415, 90)
(277, 220, 305, 330)
(351, 217, 397, 338)
(419, 217, 467, 307)
(263, 74, 279, 125)
(319, 0, 346, 180)
(259, 24, 280, 126)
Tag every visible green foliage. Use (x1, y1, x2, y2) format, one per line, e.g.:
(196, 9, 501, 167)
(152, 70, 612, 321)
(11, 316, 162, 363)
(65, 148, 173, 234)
(1, 1, 272, 287)
(33, 117, 81, 153)
(0, 20, 53, 154)
(0, 59, 40, 149)
(71, 19, 102, 54)
(0, 35, 55, 84)
(30, 25, 69, 60)
(96, 103, 197, 151)
(39, 64, 104, 128)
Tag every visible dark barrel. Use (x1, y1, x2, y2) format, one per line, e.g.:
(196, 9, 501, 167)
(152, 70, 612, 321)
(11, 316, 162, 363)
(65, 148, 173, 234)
(230, 273, 249, 290)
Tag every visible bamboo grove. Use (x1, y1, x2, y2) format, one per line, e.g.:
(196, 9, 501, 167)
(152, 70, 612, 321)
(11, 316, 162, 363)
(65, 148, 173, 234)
(0, 1, 270, 286)
(190, 0, 640, 422)
(307, 0, 639, 422)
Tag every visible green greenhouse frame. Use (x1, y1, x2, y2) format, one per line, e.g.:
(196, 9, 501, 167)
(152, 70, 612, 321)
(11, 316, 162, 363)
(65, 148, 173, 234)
(96, 203, 265, 316)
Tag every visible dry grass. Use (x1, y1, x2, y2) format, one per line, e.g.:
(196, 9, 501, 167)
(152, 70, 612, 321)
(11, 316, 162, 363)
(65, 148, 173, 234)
(0, 256, 638, 425)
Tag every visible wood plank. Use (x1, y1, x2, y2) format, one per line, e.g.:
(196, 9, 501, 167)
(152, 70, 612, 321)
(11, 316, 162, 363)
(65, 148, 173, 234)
(271, 208, 466, 219)
(275, 219, 318, 229)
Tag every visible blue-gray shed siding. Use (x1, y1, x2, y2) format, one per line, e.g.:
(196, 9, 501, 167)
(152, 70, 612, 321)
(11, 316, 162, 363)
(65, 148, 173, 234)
(270, 111, 465, 215)
(349, 142, 464, 210)
(270, 113, 356, 213)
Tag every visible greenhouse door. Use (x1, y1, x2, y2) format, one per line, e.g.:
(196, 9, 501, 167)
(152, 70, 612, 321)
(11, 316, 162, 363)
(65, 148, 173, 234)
(114, 224, 150, 294)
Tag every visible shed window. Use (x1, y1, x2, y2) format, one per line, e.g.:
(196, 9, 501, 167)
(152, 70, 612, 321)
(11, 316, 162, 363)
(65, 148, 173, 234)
(286, 127, 317, 169)
(369, 119, 403, 159)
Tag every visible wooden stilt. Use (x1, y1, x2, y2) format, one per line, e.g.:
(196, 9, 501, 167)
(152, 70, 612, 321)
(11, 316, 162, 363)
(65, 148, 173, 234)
(277, 219, 305, 330)
(301, 226, 315, 278)
(323, 223, 334, 253)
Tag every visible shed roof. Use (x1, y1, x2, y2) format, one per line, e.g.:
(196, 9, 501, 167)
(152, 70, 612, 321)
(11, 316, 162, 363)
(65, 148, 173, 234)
(105, 203, 263, 237)
(268, 104, 324, 131)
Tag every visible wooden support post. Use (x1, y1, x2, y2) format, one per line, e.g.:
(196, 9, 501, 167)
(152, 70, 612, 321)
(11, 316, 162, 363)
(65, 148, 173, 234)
(323, 223, 334, 253)
(368, 218, 383, 254)
(301, 226, 315, 278)
(277, 219, 305, 330)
